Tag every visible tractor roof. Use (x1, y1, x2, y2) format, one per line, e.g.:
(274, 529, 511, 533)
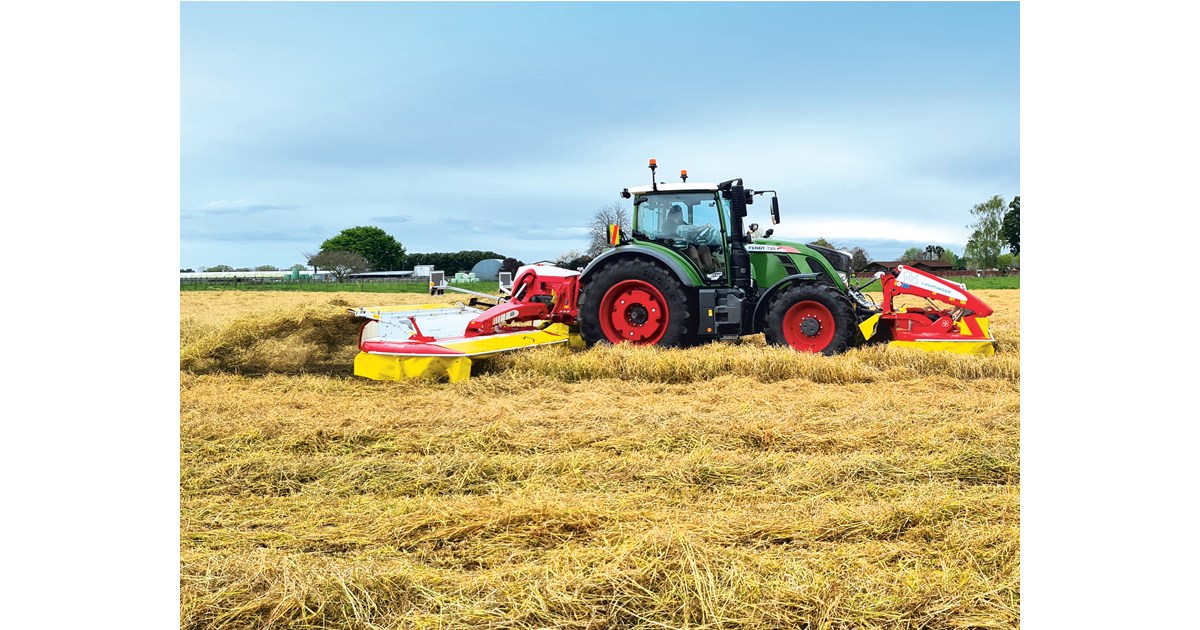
(626, 183, 719, 194)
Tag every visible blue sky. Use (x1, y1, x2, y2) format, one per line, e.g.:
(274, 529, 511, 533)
(181, 1, 1019, 269)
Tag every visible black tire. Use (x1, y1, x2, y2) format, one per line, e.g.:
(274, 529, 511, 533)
(764, 283, 857, 356)
(579, 258, 692, 348)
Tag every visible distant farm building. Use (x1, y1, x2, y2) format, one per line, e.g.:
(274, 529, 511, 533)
(180, 270, 335, 283)
(470, 259, 504, 281)
(346, 270, 415, 280)
(864, 260, 955, 273)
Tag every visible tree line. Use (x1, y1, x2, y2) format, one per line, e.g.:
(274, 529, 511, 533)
(187, 226, 515, 282)
(186, 194, 1020, 279)
(301, 226, 513, 282)
(181, 264, 306, 273)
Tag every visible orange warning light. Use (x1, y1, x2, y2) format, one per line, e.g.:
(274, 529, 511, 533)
(681, 169, 687, 177)
(649, 158, 657, 167)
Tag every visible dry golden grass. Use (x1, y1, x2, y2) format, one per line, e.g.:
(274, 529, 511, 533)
(180, 292, 470, 374)
(181, 289, 1020, 629)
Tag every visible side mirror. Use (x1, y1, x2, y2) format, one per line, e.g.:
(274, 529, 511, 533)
(770, 197, 780, 225)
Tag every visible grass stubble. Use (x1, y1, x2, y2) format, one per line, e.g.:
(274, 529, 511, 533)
(181, 290, 1019, 629)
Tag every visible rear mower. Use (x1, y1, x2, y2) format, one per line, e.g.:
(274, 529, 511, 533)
(348, 159, 997, 382)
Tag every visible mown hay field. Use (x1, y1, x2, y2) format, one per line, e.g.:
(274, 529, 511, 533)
(181, 289, 1020, 629)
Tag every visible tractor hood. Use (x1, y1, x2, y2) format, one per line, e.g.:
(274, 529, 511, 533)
(804, 244, 853, 273)
(747, 240, 853, 274)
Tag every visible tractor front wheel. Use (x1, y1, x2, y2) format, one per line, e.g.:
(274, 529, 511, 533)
(765, 283, 857, 355)
(579, 259, 691, 347)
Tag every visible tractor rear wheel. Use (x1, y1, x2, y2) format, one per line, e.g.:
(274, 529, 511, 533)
(579, 258, 692, 347)
(765, 283, 857, 355)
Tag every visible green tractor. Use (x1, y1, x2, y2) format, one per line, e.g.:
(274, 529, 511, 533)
(577, 159, 880, 354)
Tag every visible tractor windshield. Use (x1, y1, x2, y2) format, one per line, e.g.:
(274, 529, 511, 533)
(636, 192, 726, 276)
(637, 193, 724, 242)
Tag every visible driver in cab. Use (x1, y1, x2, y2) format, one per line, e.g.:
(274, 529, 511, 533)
(663, 204, 716, 274)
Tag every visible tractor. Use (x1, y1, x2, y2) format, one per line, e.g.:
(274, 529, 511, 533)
(576, 159, 879, 355)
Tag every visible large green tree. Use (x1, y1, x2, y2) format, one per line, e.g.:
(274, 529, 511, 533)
(320, 226, 406, 271)
(307, 249, 369, 282)
(964, 195, 1006, 269)
(963, 231, 982, 269)
(1002, 195, 1020, 255)
(900, 247, 924, 262)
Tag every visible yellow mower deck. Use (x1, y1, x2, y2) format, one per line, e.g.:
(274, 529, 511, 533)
(353, 319, 581, 383)
(859, 314, 997, 355)
(887, 339, 996, 356)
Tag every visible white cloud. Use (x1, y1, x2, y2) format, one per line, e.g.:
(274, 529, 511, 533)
(199, 197, 258, 210)
(183, 198, 302, 218)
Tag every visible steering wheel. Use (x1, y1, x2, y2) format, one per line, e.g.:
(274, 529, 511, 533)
(679, 223, 715, 244)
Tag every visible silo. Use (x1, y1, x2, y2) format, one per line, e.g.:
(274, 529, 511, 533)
(470, 258, 504, 281)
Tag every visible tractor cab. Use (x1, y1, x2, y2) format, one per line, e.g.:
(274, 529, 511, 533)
(628, 185, 728, 284)
(620, 159, 781, 291)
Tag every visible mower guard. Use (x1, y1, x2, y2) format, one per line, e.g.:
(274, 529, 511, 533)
(349, 265, 583, 382)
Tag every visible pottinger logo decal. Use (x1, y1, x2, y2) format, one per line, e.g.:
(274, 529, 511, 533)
(895, 269, 966, 302)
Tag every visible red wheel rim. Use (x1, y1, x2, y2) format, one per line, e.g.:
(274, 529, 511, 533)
(782, 300, 834, 352)
(598, 280, 670, 344)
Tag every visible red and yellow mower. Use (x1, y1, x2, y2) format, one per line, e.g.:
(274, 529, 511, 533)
(860, 264, 995, 355)
(349, 262, 996, 382)
(350, 265, 583, 383)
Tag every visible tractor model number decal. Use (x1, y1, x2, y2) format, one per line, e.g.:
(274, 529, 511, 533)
(746, 244, 801, 254)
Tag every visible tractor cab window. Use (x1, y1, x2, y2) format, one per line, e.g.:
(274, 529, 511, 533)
(636, 193, 726, 278)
